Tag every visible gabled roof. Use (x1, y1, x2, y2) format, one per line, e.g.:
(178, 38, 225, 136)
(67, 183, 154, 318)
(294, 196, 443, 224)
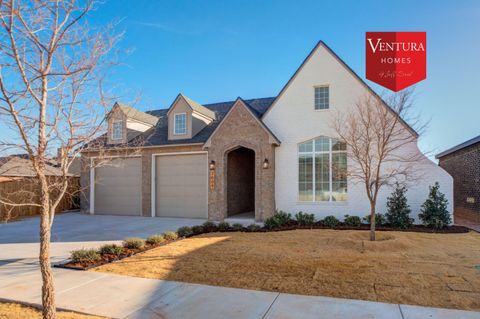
(203, 97, 280, 148)
(114, 103, 159, 126)
(167, 94, 216, 120)
(436, 134, 480, 159)
(261, 40, 419, 138)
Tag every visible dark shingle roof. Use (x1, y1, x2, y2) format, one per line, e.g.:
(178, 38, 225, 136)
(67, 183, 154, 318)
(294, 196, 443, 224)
(139, 97, 276, 146)
(436, 134, 480, 159)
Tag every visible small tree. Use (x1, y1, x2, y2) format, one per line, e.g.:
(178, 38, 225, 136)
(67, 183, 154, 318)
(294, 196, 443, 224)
(385, 183, 413, 229)
(332, 89, 425, 241)
(419, 182, 451, 229)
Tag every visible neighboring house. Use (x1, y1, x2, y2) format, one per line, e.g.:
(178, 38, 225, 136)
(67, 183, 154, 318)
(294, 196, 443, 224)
(80, 41, 453, 222)
(0, 155, 79, 221)
(437, 135, 480, 224)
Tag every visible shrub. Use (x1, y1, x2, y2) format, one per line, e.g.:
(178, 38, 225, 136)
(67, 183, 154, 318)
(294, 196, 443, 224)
(295, 212, 315, 226)
(344, 215, 362, 227)
(163, 231, 179, 241)
(264, 210, 292, 230)
(146, 234, 165, 245)
(246, 223, 261, 232)
(177, 226, 193, 237)
(123, 237, 146, 249)
(363, 213, 387, 226)
(191, 225, 204, 234)
(98, 244, 123, 256)
(321, 215, 340, 228)
(231, 223, 244, 231)
(419, 182, 451, 229)
(218, 221, 230, 231)
(202, 221, 218, 232)
(70, 249, 101, 263)
(385, 184, 413, 229)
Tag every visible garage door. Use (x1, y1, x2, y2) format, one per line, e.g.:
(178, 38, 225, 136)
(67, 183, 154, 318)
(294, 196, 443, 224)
(94, 157, 142, 215)
(155, 154, 207, 218)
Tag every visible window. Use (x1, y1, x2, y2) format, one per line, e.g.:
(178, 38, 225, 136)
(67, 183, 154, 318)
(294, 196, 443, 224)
(174, 113, 187, 135)
(111, 121, 122, 140)
(298, 137, 347, 202)
(314, 86, 329, 110)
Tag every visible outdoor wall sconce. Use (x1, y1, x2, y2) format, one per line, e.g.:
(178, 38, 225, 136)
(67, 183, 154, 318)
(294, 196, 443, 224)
(263, 158, 269, 169)
(209, 160, 216, 170)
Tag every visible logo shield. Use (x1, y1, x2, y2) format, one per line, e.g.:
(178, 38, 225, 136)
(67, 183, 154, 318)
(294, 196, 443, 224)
(366, 32, 426, 92)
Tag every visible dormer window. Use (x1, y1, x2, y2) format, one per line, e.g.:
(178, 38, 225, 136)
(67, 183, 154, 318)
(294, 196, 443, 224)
(174, 113, 187, 135)
(112, 121, 123, 140)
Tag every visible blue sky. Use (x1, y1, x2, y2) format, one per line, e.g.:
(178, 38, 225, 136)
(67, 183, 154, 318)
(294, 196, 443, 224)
(90, 0, 480, 157)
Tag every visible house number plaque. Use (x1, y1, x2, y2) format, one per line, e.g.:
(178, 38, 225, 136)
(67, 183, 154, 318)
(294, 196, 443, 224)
(209, 170, 215, 190)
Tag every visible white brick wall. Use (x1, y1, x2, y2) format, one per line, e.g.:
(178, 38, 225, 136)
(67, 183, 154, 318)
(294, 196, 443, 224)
(263, 43, 453, 222)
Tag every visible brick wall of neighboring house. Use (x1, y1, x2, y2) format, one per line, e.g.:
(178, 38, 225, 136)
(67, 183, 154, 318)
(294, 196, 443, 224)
(79, 145, 204, 217)
(206, 100, 276, 222)
(439, 142, 480, 223)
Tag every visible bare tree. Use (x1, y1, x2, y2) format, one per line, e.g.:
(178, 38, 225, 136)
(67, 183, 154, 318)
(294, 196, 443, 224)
(332, 89, 425, 241)
(0, 1, 120, 318)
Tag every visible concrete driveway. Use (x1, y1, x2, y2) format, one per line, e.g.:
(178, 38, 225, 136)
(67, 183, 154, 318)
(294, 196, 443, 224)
(0, 212, 204, 264)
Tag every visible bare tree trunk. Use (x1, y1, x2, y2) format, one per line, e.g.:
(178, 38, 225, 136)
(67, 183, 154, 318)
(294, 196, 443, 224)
(39, 182, 56, 319)
(369, 203, 376, 241)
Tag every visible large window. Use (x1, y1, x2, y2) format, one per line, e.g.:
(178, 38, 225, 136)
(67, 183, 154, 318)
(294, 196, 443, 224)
(298, 137, 347, 202)
(314, 86, 329, 110)
(174, 113, 187, 135)
(111, 121, 122, 140)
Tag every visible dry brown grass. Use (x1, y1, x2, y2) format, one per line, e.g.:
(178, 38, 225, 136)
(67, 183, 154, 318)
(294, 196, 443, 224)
(94, 229, 480, 311)
(0, 302, 107, 319)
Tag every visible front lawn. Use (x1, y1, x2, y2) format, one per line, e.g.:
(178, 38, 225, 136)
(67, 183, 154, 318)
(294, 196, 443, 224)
(0, 302, 107, 319)
(93, 229, 480, 311)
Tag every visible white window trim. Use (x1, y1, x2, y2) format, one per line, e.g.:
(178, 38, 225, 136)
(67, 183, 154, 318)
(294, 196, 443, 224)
(111, 120, 123, 140)
(297, 137, 347, 203)
(173, 113, 187, 135)
(313, 85, 330, 111)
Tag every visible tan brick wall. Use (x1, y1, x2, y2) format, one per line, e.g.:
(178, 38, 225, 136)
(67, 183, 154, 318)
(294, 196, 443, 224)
(206, 101, 276, 222)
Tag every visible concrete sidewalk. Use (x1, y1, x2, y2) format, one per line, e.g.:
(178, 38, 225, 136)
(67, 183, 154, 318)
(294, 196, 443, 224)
(1, 264, 479, 319)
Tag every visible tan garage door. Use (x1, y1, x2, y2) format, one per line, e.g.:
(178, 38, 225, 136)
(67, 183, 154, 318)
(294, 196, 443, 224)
(94, 157, 142, 215)
(155, 154, 207, 218)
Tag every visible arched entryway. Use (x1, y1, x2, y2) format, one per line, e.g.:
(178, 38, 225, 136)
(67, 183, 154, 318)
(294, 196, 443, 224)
(226, 147, 255, 218)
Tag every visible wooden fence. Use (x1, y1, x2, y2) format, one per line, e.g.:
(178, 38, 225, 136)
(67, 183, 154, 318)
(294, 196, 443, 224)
(0, 176, 79, 222)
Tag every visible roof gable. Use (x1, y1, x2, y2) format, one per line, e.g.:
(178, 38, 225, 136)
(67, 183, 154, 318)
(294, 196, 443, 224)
(111, 102, 159, 126)
(261, 41, 418, 137)
(167, 94, 216, 120)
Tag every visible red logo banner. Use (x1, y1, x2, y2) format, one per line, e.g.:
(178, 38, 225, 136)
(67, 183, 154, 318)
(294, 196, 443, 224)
(366, 32, 426, 92)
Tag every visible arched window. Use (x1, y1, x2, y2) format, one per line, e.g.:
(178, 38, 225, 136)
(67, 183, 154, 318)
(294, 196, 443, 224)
(298, 137, 347, 202)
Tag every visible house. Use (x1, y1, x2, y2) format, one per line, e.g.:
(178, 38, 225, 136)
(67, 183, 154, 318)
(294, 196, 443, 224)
(80, 41, 453, 222)
(437, 135, 480, 225)
(0, 155, 79, 221)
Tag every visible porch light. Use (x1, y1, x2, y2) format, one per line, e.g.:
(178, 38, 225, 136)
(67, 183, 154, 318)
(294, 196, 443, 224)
(263, 158, 269, 169)
(209, 160, 216, 170)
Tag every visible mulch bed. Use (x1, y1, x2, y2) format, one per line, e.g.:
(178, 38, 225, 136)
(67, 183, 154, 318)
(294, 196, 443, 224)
(55, 240, 179, 271)
(56, 223, 470, 271)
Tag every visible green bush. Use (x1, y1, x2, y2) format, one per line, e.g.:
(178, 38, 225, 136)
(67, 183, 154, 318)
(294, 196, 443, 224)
(321, 215, 340, 228)
(363, 213, 387, 226)
(246, 223, 261, 232)
(163, 231, 179, 241)
(98, 244, 123, 256)
(419, 182, 451, 229)
(295, 212, 315, 225)
(70, 249, 101, 263)
(191, 225, 204, 234)
(177, 226, 193, 237)
(218, 221, 230, 231)
(231, 223, 244, 231)
(344, 215, 362, 227)
(385, 184, 413, 229)
(202, 221, 218, 232)
(264, 210, 292, 230)
(146, 234, 165, 245)
(123, 237, 145, 249)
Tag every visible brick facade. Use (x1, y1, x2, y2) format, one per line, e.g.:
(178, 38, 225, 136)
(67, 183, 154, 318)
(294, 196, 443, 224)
(205, 100, 277, 222)
(438, 142, 480, 223)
